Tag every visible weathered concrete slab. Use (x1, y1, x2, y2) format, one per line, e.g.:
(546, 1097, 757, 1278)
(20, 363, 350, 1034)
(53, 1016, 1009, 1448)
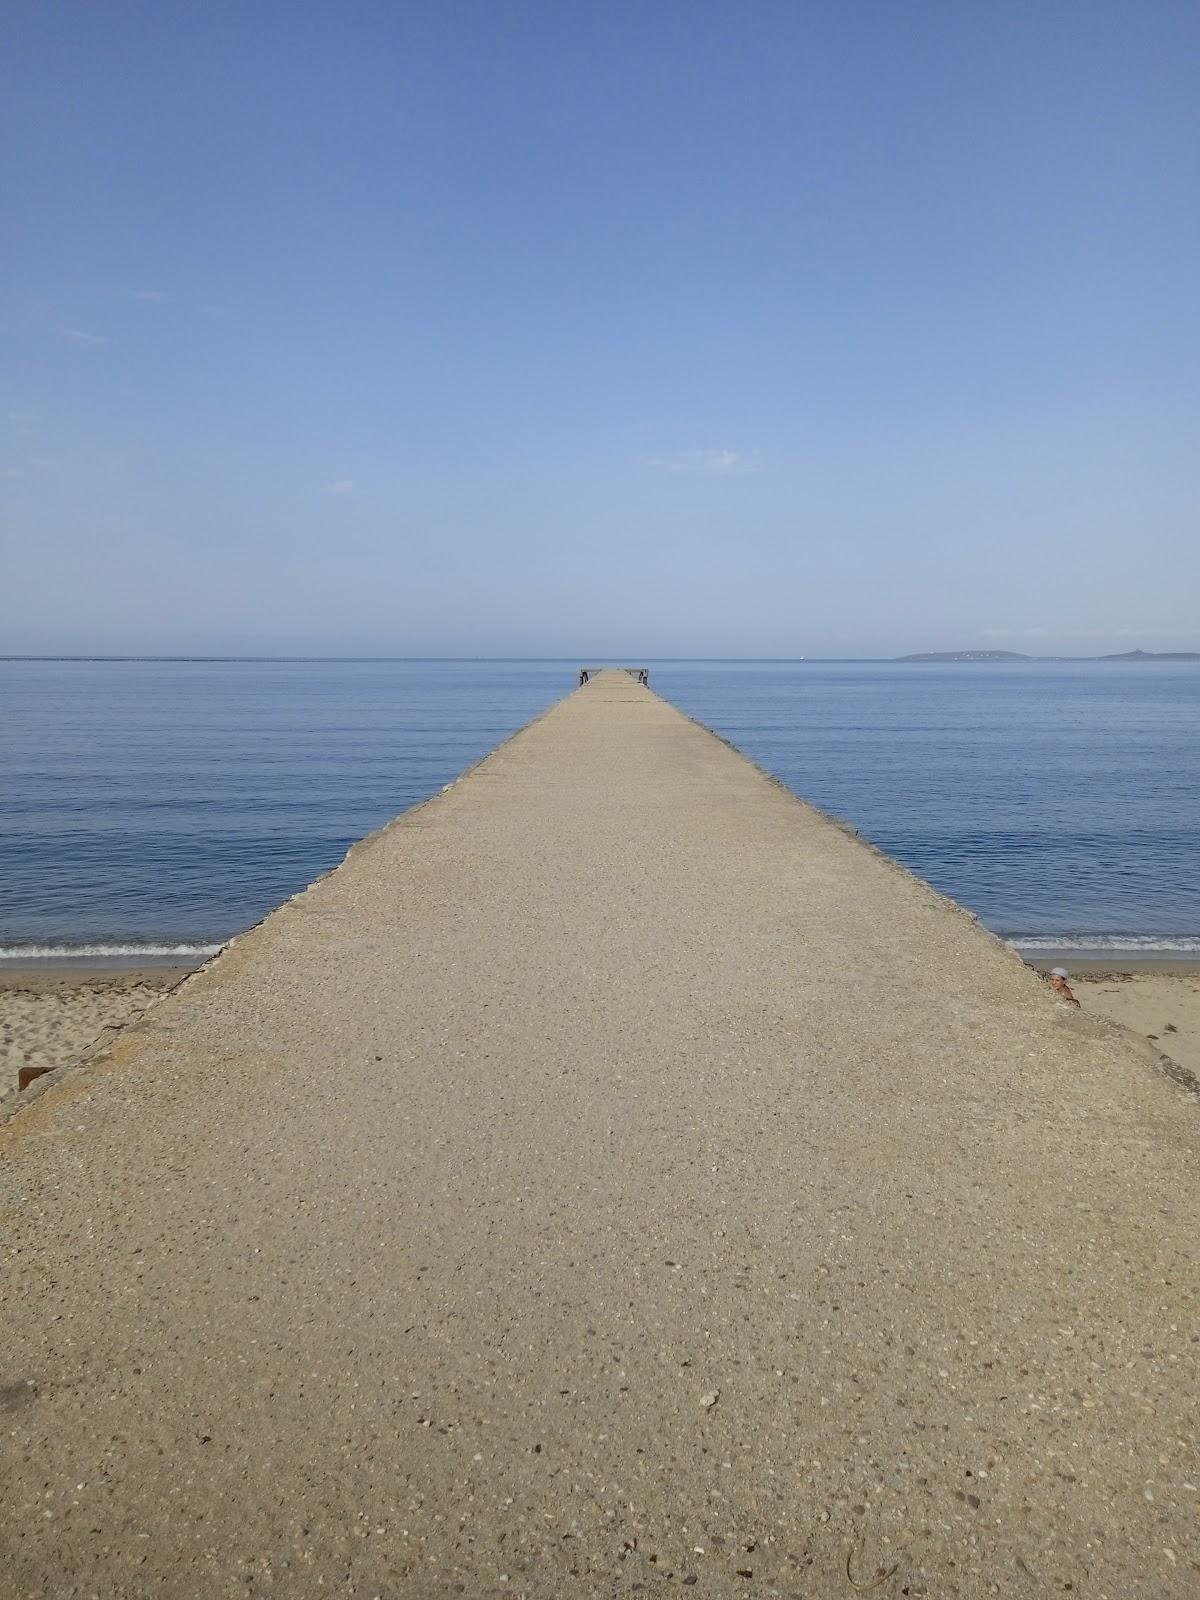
(2, 671, 1196, 1596)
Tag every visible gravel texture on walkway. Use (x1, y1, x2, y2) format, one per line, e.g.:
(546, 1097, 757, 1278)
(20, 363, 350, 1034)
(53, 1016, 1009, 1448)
(2, 672, 1196, 1598)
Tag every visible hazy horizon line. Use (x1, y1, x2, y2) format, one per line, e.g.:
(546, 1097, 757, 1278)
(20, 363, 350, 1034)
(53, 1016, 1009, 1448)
(3, 652, 1198, 666)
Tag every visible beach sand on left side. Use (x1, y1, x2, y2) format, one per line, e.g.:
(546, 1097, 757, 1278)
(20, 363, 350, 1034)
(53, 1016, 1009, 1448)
(0, 967, 197, 1104)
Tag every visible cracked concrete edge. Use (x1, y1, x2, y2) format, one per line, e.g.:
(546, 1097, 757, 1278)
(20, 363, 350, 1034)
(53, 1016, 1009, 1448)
(1146, 1043, 1200, 1098)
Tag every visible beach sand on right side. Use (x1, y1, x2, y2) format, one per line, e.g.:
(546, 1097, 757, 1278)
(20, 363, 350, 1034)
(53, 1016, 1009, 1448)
(1033, 965, 1200, 1081)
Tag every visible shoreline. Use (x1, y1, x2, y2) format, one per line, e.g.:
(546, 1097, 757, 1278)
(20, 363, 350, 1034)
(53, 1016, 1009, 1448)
(3, 904, 1198, 1108)
(0, 962, 203, 985)
(3, 953, 1198, 978)
(1023, 955, 1200, 976)
(0, 957, 207, 978)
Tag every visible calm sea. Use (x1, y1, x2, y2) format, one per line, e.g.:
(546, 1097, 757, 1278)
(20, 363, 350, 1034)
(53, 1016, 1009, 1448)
(1, 658, 1197, 963)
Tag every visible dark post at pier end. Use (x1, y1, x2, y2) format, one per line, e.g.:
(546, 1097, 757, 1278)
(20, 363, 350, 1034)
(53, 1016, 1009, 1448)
(578, 666, 649, 686)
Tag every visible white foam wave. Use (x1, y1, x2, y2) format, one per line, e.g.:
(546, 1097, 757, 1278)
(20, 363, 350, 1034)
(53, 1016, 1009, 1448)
(0, 942, 223, 961)
(1007, 935, 1200, 954)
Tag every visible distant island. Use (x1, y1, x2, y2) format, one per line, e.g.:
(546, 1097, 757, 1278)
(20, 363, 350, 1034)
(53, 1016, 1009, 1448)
(898, 650, 1027, 662)
(897, 648, 1200, 663)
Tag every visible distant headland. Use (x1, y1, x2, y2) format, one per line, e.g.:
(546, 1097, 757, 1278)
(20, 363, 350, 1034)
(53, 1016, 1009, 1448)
(897, 648, 1200, 663)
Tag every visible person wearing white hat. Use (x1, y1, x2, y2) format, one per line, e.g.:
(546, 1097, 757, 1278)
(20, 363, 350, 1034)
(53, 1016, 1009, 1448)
(1048, 966, 1080, 1006)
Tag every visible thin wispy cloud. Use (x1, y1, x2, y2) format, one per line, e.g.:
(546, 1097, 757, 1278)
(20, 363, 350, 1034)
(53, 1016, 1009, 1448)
(90, 285, 169, 303)
(646, 448, 761, 476)
(60, 327, 107, 345)
(323, 479, 356, 496)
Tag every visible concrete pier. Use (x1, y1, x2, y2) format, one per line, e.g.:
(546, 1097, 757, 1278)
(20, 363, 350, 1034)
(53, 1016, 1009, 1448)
(2, 671, 1196, 1597)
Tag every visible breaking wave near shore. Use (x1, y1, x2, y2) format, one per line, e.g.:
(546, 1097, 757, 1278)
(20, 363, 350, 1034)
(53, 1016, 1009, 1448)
(0, 941, 223, 965)
(1007, 934, 1200, 956)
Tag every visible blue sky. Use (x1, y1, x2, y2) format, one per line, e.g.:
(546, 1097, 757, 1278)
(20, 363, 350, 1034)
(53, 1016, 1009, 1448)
(3, 1, 1198, 656)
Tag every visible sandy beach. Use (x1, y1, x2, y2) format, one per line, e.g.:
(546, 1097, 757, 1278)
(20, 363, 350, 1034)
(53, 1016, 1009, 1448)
(1072, 967, 1200, 1081)
(0, 966, 196, 1104)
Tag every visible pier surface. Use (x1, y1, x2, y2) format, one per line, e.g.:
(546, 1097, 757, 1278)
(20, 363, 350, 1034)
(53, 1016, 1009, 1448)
(2, 672, 1196, 1597)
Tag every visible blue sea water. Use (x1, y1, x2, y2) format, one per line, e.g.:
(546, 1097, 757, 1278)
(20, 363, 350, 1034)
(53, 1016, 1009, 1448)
(0, 658, 1197, 962)
(657, 660, 1200, 956)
